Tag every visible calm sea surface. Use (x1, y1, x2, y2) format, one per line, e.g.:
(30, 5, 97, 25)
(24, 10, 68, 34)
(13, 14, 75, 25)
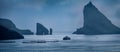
(0, 34, 120, 52)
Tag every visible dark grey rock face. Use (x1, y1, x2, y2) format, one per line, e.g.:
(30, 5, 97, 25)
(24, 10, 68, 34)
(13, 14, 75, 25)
(0, 25, 24, 40)
(0, 18, 34, 35)
(36, 23, 49, 35)
(73, 2, 120, 35)
(50, 28, 53, 35)
(63, 36, 71, 40)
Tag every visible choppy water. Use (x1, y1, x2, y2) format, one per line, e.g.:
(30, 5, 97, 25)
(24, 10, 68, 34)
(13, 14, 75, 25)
(0, 34, 120, 52)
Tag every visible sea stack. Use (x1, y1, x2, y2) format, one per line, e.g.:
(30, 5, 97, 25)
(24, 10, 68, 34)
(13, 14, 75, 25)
(50, 28, 53, 35)
(0, 18, 34, 35)
(73, 2, 120, 35)
(36, 23, 49, 35)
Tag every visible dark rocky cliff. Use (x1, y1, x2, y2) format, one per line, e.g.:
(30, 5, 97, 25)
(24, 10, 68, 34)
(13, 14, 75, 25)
(36, 23, 49, 35)
(73, 2, 120, 35)
(0, 18, 34, 35)
(0, 25, 24, 40)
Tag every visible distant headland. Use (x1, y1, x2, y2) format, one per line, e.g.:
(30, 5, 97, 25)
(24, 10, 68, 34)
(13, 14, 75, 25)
(0, 18, 53, 35)
(0, 18, 34, 35)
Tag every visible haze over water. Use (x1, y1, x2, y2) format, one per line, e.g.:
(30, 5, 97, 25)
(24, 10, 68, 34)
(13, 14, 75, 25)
(0, 0, 120, 52)
(0, 34, 120, 52)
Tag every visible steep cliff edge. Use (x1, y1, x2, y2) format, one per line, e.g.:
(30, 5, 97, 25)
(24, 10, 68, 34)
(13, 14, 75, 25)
(0, 18, 34, 35)
(36, 23, 49, 35)
(0, 25, 24, 40)
(73, 2, 120, 35)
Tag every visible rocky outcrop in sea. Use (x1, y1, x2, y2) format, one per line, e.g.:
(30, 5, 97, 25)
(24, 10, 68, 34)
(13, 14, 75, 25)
(36, 23, 49, 35)
(73, 2, 120, 35)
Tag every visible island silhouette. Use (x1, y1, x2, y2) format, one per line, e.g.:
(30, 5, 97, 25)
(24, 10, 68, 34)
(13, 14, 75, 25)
(73, 2, 120, 35)
(1, 2, 120, 40)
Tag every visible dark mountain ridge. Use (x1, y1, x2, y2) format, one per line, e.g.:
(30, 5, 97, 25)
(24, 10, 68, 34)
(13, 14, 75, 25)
(73, 2, 120, 35)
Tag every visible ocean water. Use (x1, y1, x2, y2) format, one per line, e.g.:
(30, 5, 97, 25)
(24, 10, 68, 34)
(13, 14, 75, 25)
(0, 34, 120, 52)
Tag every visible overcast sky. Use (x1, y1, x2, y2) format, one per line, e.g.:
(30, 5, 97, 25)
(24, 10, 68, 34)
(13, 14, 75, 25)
(0, 0, 120, 34)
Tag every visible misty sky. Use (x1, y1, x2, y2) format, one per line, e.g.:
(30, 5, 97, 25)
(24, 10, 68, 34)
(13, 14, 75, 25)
(0, 0, 120, 34)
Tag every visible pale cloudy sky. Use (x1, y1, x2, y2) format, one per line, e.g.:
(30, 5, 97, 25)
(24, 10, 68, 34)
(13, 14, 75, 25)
(0, 0, 120, 34)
